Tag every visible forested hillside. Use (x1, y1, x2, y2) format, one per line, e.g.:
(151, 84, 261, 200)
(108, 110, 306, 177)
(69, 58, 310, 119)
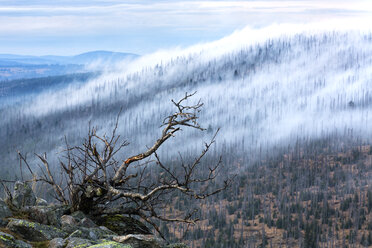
(165, 140, 372, 247)
(1, 28, 372, 247)
(1, 30, 372, 172)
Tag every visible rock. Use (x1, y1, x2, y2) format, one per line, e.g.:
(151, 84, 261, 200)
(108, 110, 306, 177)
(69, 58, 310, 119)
(36, 198, 48, 206)
(24, 205, 69, 227)
(80, 217, 97, 228)
(0, 218, 8, 227)
(165, 243, 189, 248)
(0, 199, 12, 227)
(95, 214, 151, 235)
(48, 238, 66, 248)
(91, 227, 118, 239)
(66, 226, 118, 240)
(11, 181, 36, 209)
(113, 234, 165, 248)
(68, 229, 87, 239)
(61, 223, 77, 234)
(88, 240, 132, 248)
(7, 218, 67, 242)
(71, 211, 87, 221)
(0, 231, 32, 248)
(64, 237, 96, 248)
(99, 226, 112, 232)
(0, 199, 12, 218)
(61, 215, 77, 226)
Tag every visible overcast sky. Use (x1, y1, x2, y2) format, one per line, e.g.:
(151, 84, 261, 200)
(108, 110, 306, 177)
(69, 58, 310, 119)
(0, 0, 371, 56)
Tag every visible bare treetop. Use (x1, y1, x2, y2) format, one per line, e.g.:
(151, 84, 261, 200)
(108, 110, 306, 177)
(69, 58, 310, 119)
(9, 92, 231, 239)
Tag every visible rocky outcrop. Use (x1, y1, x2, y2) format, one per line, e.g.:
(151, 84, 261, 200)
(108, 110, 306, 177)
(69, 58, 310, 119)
(0, 185, 189, 248)
(7, 218, 66, 241)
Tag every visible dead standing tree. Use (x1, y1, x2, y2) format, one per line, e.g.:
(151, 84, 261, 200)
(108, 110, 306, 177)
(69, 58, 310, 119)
(31, 92, 230, 236)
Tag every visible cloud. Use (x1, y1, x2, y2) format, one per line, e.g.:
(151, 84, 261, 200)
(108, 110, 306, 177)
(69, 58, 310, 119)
(1, 1, 371, 32)
(0, 0, 372, 55)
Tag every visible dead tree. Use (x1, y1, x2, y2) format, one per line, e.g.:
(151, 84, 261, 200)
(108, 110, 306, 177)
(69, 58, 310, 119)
(26, 92, 230, 236)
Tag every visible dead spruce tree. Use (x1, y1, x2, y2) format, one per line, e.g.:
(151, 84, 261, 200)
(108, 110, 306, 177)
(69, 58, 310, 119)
(20, 92, 230, 236)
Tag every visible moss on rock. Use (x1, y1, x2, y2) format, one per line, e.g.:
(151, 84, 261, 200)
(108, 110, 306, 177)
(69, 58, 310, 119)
(0, 231, 32, 248)
(7, 218, 66, 242)
(88, 240, 132, 248)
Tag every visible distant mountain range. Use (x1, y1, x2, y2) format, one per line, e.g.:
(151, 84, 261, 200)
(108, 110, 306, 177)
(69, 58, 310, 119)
(0, 51, 139, 80)
(0, 51, 139, 66)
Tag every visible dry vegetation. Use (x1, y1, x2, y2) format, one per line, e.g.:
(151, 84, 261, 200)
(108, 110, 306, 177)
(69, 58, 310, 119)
(165, 144, 372, 248)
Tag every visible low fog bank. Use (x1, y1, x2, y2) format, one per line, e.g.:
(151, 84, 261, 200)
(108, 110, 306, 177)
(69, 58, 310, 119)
(1, 22, 372, 177)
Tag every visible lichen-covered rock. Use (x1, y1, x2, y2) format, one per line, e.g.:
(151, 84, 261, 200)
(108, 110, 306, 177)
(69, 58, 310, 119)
(24, 205, 69, 227)
(11, 181, 36, 209)
(64, 237, 96, 248)
(88, 240, 132, 248)
(95, 215, 151, 235)
(0, 231, 32, 248)
(113, 234, 165, 248)
(7, 218, 67, 242)
(48, 238, 66, 248)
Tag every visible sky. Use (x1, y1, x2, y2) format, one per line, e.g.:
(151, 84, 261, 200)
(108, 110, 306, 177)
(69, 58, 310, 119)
(0, 0, 371, 56)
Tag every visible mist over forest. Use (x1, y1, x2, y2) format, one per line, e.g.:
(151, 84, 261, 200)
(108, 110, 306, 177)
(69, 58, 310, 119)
(1, 25, 372, 179)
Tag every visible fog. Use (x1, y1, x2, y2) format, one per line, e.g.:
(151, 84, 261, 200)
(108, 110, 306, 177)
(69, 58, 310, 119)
(1, 21, 372, 174)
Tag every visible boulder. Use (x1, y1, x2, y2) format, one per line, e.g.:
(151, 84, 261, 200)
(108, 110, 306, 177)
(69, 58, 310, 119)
(61, 223, 78, 235)
(71, 211, 87, 221)
(95, 214, 151, 235)
(90, 226, 118, 240)
(7, 218, 66, 242)
(66, 226, 117, 240)
(0, 199, 12, 218)
(80, 217, 98, 228)
(0, 231, 32, 248)
(113, 234, 165, 248)
(64, 237, 96, 248)
(88, 240, 132, 248)
(61, 215, 77, 226)
(11, 181, 36, 209)
(0, 199, 12, 227)
(48, 238, 66, 248)
(24, 205, 69, 227)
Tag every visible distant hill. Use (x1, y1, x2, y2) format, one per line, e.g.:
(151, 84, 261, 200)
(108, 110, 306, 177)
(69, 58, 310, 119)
(0, 51, 139, 80)
(0, 51, 139, 66)
(68, 51, 138, 65)
(0, 72, 99, 102)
